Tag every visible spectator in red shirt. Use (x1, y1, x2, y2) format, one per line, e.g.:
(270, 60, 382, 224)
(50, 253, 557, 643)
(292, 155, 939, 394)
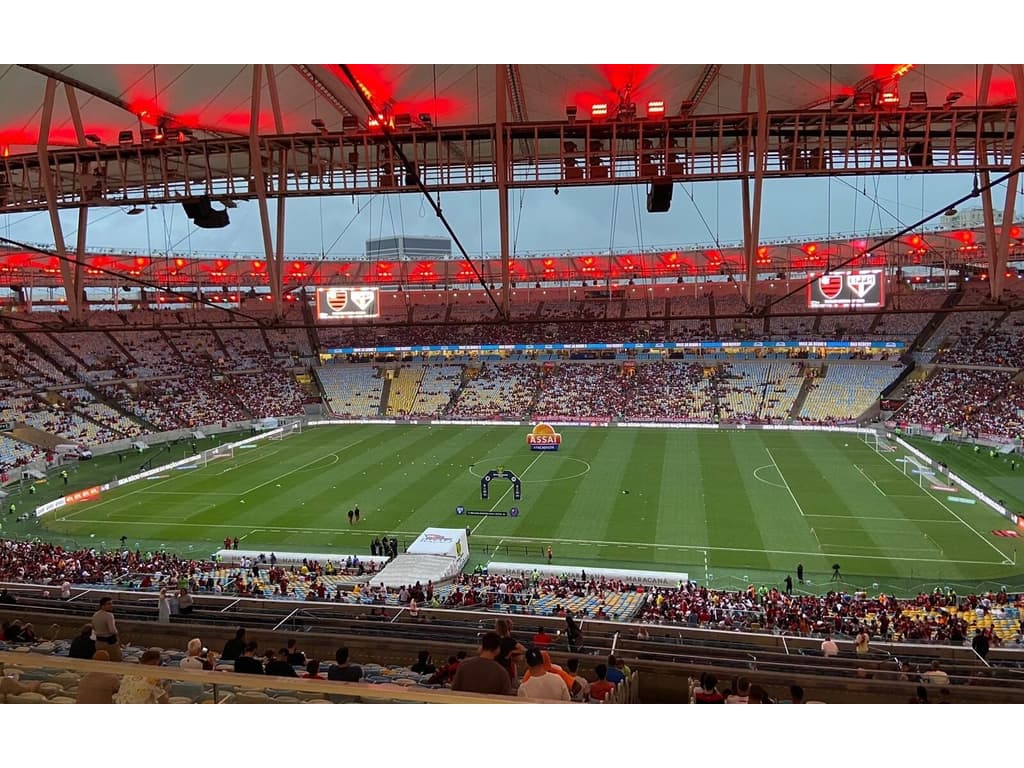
(532, 626, 553, 647)
(589, 663, 616, 702)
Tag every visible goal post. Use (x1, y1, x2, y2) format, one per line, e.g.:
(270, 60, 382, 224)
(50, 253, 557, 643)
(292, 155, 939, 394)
(269, 419, 302, 441)
(200, 444, 234, 467)
(898, 453, 934, 489)
(861, 429, 897, 454)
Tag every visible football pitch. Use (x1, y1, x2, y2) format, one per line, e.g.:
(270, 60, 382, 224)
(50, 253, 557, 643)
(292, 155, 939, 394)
(34, 424, 1024, 595)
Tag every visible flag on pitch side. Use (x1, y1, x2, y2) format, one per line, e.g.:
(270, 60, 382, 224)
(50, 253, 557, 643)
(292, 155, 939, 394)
(991, 530, 1021, 538)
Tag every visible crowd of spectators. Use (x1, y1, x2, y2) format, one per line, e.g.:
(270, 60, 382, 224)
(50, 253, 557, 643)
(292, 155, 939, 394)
(894, 368, 1014, 433)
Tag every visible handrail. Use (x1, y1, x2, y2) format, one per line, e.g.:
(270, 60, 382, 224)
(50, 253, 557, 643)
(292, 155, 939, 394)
(271, 608, 299, 632)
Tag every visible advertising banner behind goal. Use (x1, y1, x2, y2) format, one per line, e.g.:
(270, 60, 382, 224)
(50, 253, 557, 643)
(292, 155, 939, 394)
(807, 269, 885, 309)
(315, 287, 380, 320)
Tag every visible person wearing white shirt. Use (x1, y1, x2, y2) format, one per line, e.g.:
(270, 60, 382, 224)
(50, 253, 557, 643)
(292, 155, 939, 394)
(821, 634, 839, 657)
(180, 638, 206, 670)
(517, 648, 570, 701)
(920, 660, 950, 686)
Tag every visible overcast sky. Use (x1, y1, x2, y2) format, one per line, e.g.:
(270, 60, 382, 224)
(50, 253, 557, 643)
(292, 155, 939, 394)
(0, 171, 998, 261)
(1, 4, 1016, 263)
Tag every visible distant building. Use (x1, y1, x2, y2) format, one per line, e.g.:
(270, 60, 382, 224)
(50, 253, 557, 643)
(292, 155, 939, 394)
(364, 236, 452, 261)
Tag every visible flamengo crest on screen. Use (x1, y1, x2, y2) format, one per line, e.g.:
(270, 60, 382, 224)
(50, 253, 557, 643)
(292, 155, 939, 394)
(315, 287, 380, 320)
(527, 423, 562, 451)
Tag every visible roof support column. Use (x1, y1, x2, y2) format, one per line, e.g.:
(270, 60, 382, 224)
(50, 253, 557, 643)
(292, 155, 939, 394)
(36, 76, 82, 323)
(976, 66, 1000, 300)
(66, 85, 88, 322)
(249, 64, 283, 318)
(741, 65, 768, 308)
(990, 64, 1024, 302)
(496, 64, 511, 320)
(266, 65, 287, 314)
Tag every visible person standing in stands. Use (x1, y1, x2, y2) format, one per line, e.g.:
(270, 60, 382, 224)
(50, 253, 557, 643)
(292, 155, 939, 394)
(451, 631, 513, 696)
(972, 628, 990, 660)
(91, 596, 122, 662)
(220, 627, 247, 661)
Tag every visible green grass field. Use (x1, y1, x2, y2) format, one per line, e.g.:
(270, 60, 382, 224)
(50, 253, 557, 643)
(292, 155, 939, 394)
(10, 425, 1024, 596)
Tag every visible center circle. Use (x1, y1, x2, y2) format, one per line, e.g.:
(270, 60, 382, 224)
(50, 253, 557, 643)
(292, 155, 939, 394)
(467, 456, 591, 483)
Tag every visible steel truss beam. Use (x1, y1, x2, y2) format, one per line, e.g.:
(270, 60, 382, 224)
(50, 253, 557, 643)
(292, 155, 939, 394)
(0, 107, 1019, 215)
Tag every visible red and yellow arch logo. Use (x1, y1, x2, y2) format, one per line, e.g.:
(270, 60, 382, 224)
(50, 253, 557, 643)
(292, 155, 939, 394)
(527, 423, 561, 451)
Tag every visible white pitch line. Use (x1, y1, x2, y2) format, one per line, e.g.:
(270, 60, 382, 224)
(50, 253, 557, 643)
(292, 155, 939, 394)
(60, 516, 1007, 566)
(873, 446, 1014, 564)
(472, 452, 543, 534)
(853, 464, 888, 497)
(59, 443, 279, 522)
(804, 514, 960, 522)
(764, 447, 806, 517)
(239, 439, 367, 496)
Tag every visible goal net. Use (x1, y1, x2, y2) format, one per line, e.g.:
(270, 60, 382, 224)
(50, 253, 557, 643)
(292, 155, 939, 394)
(861, 430, 898, 454)
(269, 420, 302, 441)
(200, 444, 234, 467)
(897, 454, 935, 488)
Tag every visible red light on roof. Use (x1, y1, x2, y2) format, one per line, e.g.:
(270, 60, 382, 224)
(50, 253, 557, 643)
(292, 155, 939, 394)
(251, 260, 264, 271)
(1011, 227, 1022, 240)
(879, 90, 900, 106)
(174, 258, 187, 269)
(647, 100, 665, 117)
(291, 261, 306, 272)
(582, 257, 595, 266)
(542, 258, 555, 268)
(705, 250, 722, 262)
(803, 243, 818, 256)
(591, 103, 608, 119)
(907, 235, 923, 248)
(215, 259, 227, 271)
(892, 64, 915, 78)
(134, 257, 149, 268)
(665, 252, 679, 264)
(955, 230, 974, 244)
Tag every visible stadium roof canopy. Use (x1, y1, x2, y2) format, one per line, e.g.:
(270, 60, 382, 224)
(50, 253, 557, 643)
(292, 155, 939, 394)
(0, 64, 1021, 320)
(0, 64, 1019, 151)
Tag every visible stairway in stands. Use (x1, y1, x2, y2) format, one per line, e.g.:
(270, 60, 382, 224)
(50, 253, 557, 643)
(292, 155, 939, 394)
(788, 365, 823, 419)
(377, 370, 393, 418)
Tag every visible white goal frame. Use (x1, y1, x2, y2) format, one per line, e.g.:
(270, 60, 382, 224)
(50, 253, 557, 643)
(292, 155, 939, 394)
(200, 444, 234, 467)
(269, 420, 303, 441)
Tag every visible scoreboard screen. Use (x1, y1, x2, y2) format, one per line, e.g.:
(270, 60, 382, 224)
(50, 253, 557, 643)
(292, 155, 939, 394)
(315, 287, 380, 320)
(807, 269, 885, 309)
